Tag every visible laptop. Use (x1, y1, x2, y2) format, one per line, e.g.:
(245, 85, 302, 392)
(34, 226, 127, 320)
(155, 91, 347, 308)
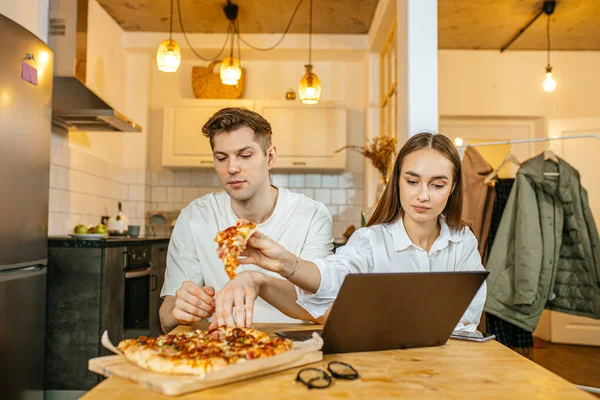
(276, 271, 488, 354)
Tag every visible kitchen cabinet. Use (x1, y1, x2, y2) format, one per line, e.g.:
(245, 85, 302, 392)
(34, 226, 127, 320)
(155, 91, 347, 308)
(255, 101, 347, 170)
(46, 237, 170, 391)
(161, 100, 347, 170)
(46, 246, 125, 391)
(161, 99, 255, 168)
(150, 243, 168, 336)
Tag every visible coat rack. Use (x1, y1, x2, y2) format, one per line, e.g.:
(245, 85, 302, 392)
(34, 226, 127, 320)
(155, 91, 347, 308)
(456, 134, 600, 149)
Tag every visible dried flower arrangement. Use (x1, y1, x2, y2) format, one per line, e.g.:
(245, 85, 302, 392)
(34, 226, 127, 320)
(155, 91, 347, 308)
(336, 135, 397, 183)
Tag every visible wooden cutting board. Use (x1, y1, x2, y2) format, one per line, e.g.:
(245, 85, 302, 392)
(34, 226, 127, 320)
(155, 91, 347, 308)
(89, 334, 323, 396)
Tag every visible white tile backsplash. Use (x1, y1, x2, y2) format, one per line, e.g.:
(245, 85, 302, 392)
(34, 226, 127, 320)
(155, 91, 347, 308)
(326, 204, 338, 220)
(183, 187, 201, 203)
(57, 166, 69, 190)
(158, 202, 171, 211)
(124, 168, 137, 184)
(175, 171, 192, 187)
(314, 189, 331, 204)
(270, 174, 288, 188)
(152, 186, 167, 202)
(49, 131, 365, 237)
(48, 134, 137, 235)
(190, 171, 204, 186)
(333, 223, 347, 239)
(129, 184, 145, 201)
(347, 189, 363, 205)
(322, 174, 338, 188)
(159, 169, 175, 186)
(137, 202, 146, 221)
(167, 187, 183, 203)
(122, 201, 137, 218)
(337, 205, 353, 221)
(305, 174, 321, 188)
(49, 189, 60, 212)
(288, 174, 305, 188)
(57, 190, 69, 213)
(338, 172, 355, 189)
(137, 168, 147, 184)
(295, 188, 314, 198)
(331, 189, 346, 205)
(150, 171, 159, 186)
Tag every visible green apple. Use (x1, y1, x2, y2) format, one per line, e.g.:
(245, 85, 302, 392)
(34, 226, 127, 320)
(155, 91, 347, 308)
(94, 224, 108, 234)
(74, 224, 88, 234)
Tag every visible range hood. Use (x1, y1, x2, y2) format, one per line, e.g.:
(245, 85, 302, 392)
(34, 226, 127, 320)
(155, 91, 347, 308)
(48, 0, 141, 132)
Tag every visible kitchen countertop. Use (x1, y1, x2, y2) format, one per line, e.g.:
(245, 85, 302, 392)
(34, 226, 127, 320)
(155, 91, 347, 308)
(48, 236, 171, 248)
(81, 322, 595, 399)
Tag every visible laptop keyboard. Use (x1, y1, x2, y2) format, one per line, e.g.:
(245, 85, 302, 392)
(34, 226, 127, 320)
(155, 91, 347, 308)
(276, 330, 323, 341)
(291, 335, 311, 341)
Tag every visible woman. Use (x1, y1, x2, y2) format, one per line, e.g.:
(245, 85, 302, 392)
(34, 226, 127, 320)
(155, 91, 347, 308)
(211, 133, 486, 332)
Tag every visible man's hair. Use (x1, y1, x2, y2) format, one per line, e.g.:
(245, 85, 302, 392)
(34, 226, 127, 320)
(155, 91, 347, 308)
(202, 108, 272, 154)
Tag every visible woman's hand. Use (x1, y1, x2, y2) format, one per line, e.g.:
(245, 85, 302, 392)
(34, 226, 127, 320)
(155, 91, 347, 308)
(240, 231, 297, 277)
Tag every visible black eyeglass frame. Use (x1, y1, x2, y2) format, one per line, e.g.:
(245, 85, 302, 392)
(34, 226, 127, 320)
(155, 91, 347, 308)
(296, 361, 359, 389)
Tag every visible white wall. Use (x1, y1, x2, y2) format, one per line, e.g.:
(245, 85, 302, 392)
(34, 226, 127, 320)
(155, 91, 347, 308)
(439, 50, 600, 119)
(48, 0, 149, 235)
(146, 57, 366, 240)
(0, 0, 49, 42)
(438, 49, 600, 213)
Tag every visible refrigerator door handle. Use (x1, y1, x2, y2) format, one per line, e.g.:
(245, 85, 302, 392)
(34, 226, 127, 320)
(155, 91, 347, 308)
(0, 265, 46, 281)
(0, 259, 47, 272)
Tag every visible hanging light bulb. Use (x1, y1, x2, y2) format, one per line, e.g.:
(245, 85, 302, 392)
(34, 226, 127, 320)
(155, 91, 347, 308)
(220, 56, 242, 85)
(156, 0, 181, 73)
(156, 39, 181, 73)
(543, 65, 556, 93)
(542, 12, 556, 92)
(298, 65, 321, 104)
(298, 0, 321, 104)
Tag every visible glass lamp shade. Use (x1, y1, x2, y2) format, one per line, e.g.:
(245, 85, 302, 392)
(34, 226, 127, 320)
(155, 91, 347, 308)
(298, 64, 321, 105)
(220, 56, 242, 85)
(156, 39, 181, 73)
(543, 66, 557, 93)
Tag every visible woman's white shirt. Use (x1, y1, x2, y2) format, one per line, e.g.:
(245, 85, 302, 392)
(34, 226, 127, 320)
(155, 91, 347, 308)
(296, 217, 487, 332)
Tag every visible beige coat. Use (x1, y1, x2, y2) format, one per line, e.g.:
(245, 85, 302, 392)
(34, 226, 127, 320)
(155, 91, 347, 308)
(461, 147, 495, 262)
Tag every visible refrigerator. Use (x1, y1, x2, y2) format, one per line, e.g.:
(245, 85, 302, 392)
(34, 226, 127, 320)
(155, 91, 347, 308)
(0, 14, 53, 400)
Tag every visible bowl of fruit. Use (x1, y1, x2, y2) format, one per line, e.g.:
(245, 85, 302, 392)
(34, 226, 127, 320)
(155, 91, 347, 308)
(69, 224, 109, 240)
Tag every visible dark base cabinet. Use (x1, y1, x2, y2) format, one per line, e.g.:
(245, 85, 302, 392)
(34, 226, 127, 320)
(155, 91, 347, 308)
(46, 237, 169, 391)
(150, 244, 167, 336)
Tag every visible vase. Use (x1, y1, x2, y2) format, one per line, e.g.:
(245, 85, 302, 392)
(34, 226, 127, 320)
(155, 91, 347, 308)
(375, 175, 389, 201)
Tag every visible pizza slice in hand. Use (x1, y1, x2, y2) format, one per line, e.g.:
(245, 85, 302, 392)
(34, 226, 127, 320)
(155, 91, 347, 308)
(214, 219, 257, 279)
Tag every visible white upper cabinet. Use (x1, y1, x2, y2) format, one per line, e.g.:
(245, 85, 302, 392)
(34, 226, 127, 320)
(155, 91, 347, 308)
(161, 100, 254, 168)
(255, 101, 347, 170)
(161, 100, 347, 170)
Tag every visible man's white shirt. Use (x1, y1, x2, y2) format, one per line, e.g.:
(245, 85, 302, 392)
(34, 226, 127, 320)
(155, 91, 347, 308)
(161, 186, 334, 323)
(297, 217, 487, 332)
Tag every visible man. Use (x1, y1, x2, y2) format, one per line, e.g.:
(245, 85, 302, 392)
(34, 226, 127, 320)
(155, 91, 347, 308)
(159, 108, 333, 333)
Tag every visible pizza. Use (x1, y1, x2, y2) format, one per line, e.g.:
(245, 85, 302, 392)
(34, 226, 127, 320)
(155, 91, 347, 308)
(214, 219, 257, 279)
(117, 327, 293, 377)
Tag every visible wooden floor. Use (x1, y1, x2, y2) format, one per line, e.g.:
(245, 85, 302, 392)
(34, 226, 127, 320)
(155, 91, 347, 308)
(531, 338, 600, 396)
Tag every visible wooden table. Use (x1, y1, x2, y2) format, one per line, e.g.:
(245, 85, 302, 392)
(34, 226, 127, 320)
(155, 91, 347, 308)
(82, 323, 595, 399)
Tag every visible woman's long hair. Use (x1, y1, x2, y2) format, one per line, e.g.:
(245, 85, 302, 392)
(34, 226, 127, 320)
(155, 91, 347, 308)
(367, 132, 465, 230)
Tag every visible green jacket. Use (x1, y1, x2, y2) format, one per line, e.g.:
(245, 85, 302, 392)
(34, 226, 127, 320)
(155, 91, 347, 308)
(484, 154, 600, 332)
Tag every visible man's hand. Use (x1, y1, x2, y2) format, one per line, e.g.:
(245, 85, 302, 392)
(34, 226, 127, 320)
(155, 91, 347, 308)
(209, 272, 264, 329)
(173, 281, 216, 325)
